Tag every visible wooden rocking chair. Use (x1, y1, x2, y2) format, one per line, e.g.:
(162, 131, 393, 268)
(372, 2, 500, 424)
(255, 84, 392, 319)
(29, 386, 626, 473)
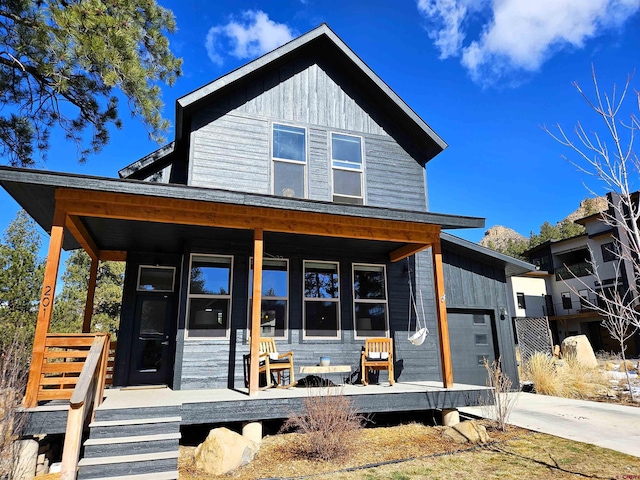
(361, 338, 394, 385)
(258, 338, 295, 389)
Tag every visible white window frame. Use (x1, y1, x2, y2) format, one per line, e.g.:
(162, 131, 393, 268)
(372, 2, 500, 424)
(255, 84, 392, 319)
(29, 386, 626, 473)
(271, 123, 308, 199)
(136, 265, 176, 292)
(352, 263, 389, 339)
(247, 257, 289, 339)
(185, 254, 234, 340)
(303, 260, 341, 340)
(330, 132, 364, 205)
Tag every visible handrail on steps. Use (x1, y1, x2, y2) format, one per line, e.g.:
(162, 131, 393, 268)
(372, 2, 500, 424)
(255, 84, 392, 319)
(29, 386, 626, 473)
(60, 334, 110, 480)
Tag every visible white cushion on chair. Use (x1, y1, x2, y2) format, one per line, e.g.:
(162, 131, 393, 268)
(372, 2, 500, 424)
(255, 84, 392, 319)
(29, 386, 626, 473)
(269, 352, 280, 361)
(369, 352, 380, 360)
(380, 352, 389, 360)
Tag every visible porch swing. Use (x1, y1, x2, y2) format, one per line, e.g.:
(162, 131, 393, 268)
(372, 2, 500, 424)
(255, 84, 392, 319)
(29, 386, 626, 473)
(407, 258, 429, 346)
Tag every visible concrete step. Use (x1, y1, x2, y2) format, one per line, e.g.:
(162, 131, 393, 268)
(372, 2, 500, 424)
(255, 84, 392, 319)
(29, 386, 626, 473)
(88, 416, 181, 439)
(77, 451, 178, 479)
(94, 404, 181, 422)
(83, 433, 181, 458)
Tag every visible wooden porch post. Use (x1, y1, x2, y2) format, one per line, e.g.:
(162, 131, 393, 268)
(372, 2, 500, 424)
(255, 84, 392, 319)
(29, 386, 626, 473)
(249, 229, 264, 395)
(24, 210, 65, 407)
(82, 257, 99, 333)
(432, 240, 453, 388)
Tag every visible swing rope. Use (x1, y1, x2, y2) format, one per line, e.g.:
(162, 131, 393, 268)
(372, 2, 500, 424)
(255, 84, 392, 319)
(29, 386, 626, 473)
(407, 258, 429, 345)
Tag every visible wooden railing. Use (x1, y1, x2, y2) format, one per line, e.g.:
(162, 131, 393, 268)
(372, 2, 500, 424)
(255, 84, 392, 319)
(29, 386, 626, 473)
(60, 334, 110, 480)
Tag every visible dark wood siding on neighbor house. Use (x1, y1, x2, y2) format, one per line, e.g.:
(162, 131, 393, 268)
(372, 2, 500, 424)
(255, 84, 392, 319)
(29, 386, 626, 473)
(171, 235, 440, 390)
(441, 248, 519, 386)
(187, 56, 427, 212)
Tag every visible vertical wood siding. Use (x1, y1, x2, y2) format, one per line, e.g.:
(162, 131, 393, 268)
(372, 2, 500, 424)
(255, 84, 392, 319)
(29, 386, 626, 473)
(188, 56, 427, 211)
(441, 249, 519, 385)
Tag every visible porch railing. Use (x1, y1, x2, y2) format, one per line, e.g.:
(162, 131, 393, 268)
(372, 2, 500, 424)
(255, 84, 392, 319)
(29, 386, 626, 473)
(27, 333, 109, 404)
(60, 334, 110, 480)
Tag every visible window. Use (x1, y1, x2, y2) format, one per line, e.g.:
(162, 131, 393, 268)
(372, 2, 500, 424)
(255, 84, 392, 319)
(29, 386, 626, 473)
(473, 314, 486, 325)
(561, 292, 572, 310)
(137, 266, 175, 292)
(353, 264, 388, 338)
(516, 292, 526, 310)
(304, 261, 340, 339)
(186, 255, 233, 338)
(578, 289, 589, 308)
(273, 124, 306, 198)
(475, 334, 488, 345)
(331, 133, 363, 205)
(601, 242, 617, 262)
(248, 258, 288, 338)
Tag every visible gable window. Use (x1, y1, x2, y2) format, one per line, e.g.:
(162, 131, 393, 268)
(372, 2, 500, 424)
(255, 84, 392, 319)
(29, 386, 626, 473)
(186, 255, 233, 338)
(353, 264, 388, 338)
(273, 124, 306, 198)
(601, 242, 617, 262)
(331, 133, 363, 205)
(516, 292, 526, 310)
(248, 258, 288, 338)
(304, 261, 340, 339)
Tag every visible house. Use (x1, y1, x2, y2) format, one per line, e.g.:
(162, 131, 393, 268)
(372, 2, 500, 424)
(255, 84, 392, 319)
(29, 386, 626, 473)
(0, 24, 532, 478)
(509, 195, 640, 356)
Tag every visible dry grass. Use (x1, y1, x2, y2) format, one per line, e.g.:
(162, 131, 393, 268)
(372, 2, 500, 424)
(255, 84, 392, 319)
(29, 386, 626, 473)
(604, 361, 616, 371)
(523, 353, 610, 400)
(178, 422, 639, 479)
(620, 360, 636, 372)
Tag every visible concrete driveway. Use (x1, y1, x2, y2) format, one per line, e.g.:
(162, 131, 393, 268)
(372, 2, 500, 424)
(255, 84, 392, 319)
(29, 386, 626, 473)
(460, 392, 640, 458)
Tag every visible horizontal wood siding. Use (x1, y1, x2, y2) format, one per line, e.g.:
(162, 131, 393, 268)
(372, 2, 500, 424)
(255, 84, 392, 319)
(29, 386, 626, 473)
(190, 114, 270, 193)
(175, 235, 441, 390)
(366, 136, 427, 211)
(441, 248, 519, 385)
(187, 55, 428, 210)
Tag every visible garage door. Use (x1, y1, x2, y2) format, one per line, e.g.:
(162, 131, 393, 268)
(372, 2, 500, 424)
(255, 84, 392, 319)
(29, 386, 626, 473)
(447, 310, 497, 386)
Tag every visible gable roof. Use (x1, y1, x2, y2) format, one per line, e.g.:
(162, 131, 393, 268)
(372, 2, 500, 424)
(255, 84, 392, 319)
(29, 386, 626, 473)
(120, 23, 447, 179)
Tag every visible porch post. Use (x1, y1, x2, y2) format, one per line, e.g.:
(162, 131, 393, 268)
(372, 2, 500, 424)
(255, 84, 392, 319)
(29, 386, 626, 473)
(432, 240, 453, 388)
(249, 228, 264, 395)
(82, 257, 99, 333)
(24, 210, 65, 407)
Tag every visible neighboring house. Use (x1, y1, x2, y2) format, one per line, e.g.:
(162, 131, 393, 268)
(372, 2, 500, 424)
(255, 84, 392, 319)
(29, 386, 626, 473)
(509, 194, 640, 356)
(0, 24, 533, 477)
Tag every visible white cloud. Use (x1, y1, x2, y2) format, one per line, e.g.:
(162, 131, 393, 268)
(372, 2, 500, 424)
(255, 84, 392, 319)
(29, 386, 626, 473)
(206, 11, 297, 66)
(417, 0, 639, 85)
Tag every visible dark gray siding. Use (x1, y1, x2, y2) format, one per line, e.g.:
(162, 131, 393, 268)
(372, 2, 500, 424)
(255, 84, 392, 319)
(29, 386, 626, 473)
(171, 235, 440, 390)
(441, 248, 519, 386)
(188, 57, 428, 211)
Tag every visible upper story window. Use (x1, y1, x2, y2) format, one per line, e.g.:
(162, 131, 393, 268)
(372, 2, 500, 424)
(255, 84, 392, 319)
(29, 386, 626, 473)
(272, 124, 306, 198)
(304, 260, 340, 339)
(248, 258, 289, 339)
(601, 242, 617, 262)
(353, 264, 388, 338)
(331, 133, 363, 205)
(186, 254, 233, 338)
(516, 292, 526, 310)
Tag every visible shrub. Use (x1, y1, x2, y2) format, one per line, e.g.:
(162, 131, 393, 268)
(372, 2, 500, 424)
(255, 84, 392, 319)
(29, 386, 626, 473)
(561, 355, 610, 399)
(482, 357, 517, 432)
(523, 352, 564, 396)
(281, 387, 364, 461)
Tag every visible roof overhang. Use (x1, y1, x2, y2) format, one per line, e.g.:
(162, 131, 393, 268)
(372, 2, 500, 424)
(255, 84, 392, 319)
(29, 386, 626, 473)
(0, 167, 484, 261)
(441, 232, 535, 277)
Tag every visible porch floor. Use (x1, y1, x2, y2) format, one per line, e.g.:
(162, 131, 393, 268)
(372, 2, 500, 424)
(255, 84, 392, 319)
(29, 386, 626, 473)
(24, 381, 491, 435)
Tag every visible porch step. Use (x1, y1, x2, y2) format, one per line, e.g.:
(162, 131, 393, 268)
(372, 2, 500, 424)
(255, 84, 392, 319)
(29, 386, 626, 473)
(88, 416, 181, 439)
(78, 405, 181, 480)
(77, 451, 178, 479)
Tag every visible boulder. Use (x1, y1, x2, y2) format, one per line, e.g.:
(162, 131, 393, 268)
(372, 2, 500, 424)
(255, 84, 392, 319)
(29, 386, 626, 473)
(561, 335, 598, 367)
(194, 427, 259, 475)
(441, 421, 489, 444)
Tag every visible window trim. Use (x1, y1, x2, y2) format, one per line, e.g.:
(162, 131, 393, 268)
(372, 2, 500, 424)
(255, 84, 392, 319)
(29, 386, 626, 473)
(247, 257, 289, 340)
(330, 132, 365, 204)
(303, 259, 341, 340)
(185, 253, 234, 340)
(271, 123, 308, 199)
(136, 265, 176, 292)
(352, 263, 389, 339)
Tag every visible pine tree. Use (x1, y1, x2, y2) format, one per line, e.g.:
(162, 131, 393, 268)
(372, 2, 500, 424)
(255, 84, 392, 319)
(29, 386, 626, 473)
(0, 210, 44, 354)
(0, 0, 182, 166)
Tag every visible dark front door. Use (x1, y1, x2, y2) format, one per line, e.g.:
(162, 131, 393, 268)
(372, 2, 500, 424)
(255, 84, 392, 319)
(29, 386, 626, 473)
(128, 265, 178, 386)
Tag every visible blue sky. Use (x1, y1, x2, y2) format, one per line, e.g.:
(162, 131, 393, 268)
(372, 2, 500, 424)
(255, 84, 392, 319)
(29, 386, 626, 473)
(2, 0, 640, 253)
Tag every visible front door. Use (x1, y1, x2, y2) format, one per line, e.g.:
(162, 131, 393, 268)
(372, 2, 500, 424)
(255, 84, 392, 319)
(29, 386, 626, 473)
(128, 265, 178, 386)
